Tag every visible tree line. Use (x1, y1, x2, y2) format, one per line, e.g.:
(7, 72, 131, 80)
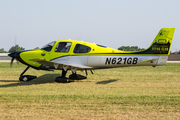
(0, 45, 40, 53)
(118, 46, 179, 54)
(118, 46, 145, 51)
(118, 46, 180, 54)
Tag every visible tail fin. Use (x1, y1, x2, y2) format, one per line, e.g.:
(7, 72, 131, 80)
(138, 27, 175, 55)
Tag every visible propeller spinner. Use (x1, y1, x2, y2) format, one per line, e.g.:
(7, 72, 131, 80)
(8, 52, 19, 67)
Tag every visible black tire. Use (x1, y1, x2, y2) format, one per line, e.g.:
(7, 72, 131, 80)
(19, 75, 37, 81)
(69, 74, 87, 80)
(55, 76, 74, 83)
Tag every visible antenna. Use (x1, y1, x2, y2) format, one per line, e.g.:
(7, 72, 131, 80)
(15, 36, 17, 52)
(82, 33, 90, 41)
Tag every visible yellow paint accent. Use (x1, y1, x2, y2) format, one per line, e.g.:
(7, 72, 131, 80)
(140, 60, 151, 63)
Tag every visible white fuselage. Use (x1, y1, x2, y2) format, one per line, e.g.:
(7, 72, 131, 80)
(51, 55, 168, 70)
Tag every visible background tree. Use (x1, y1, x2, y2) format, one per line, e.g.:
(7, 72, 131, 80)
(171, 50, 180, 54)
(0, 48, 7, 53)
(8, 45, 25, 53)
(34, 47, 40, 50)
(118, 46, 145, 51)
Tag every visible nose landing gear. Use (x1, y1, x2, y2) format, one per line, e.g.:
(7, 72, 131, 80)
(19, 66, 37, 81)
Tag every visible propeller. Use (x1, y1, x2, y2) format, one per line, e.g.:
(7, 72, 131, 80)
(9, 51, 20, 67)
(10, 57, 15, 68)
(9, 52, 17, 67)
(9, 36, 20, 67)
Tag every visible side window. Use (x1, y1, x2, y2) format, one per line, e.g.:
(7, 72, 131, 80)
(55, 42, 72, 52)
(73, 44, 91, 53)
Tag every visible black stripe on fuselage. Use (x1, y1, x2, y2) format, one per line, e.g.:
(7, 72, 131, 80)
(96, 42, 171, 55)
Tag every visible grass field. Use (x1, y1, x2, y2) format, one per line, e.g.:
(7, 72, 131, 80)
(0, 62, 180, 119)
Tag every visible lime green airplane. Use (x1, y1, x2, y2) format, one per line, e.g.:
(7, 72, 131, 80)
(9, 27, 175, 83)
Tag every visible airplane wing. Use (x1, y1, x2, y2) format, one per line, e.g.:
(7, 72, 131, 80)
(29, 58, 92, 70)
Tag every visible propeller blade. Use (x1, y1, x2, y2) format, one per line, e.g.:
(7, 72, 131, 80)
(10, 57, 15, 68)
(9, 52, 20, 67)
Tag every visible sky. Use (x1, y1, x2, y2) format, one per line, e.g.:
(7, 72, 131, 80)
(0, 0, 180, 52)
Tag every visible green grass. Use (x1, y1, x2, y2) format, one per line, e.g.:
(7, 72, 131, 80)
(0, 63, 180, 119)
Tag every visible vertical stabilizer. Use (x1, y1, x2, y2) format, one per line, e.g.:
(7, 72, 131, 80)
(136, 27, 175, 55)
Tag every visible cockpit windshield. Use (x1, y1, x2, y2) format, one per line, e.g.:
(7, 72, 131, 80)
(41, 41, 55, 52)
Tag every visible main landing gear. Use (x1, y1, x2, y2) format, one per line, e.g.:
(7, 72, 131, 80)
(55, 69, 73, 83)
(19, 66, 37, 81)
(18, 66, 93, 83)
(55, 69, 92, 83)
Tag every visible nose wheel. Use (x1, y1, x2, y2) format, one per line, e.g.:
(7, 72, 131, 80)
(19, 75, 37, 81)
(19, 66, 37, 81)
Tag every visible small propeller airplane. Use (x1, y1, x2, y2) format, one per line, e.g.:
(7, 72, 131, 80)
(9, 27, 175, 83)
